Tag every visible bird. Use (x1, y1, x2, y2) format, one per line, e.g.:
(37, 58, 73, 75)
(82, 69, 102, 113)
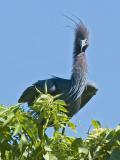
(18, 17, 98, 118)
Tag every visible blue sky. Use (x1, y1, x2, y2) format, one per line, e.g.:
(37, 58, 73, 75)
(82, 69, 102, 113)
(0, 0, 120, 137)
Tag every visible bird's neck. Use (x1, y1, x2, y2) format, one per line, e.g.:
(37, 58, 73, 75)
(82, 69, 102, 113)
(71, 52, 87, 82)
(68, 52, 88, 100)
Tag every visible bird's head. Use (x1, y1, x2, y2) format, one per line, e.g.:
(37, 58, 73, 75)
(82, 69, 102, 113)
(74, 20, 89, 55)
(64, 15, 89, 55)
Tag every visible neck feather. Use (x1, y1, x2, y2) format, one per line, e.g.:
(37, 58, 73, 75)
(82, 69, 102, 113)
(71, 52, 87, 79)
(69, 52, 88, 100)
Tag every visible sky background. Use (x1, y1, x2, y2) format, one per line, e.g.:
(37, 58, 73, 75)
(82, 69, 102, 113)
(0, 0, 120, 137)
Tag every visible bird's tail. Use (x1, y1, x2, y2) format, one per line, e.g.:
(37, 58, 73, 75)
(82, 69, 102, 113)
(18, 86, 38, 106)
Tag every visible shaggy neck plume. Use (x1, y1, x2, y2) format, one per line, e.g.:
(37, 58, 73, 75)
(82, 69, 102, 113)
(69, 52, 88, 100)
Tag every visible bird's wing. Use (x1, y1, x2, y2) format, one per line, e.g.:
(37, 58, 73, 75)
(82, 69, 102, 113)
(18, 78, 56, 105)
(52, 77, 70, 94)
(34, 76, 70, 93)
(80, 82, 98, 109)
(18, 77, 70, 105)
(18, 85, 38, 105)
(34, 79, 56, 94)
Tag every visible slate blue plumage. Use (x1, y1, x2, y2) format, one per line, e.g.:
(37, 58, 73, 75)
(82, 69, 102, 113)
(18, 19, 98, 117)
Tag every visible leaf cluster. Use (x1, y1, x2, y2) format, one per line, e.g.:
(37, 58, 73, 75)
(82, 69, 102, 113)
(0, 93, 120, 160)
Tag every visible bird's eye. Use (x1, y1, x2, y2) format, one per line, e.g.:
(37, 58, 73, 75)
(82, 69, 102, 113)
(80, 39, 88, 47)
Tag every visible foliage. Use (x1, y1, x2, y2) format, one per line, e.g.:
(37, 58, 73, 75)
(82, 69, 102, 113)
(0, 92, 120, 160)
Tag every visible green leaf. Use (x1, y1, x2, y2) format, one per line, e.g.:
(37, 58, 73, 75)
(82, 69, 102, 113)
(0, 132, 4, 141)
(43, 152, 57, 160)
(58, 106, 68, 113)
(78, 147, 88, 154)
(71, 138, 83, 149)
(13, 123, 22, 136)
(44, 81, 48, 94)
(91, 119, 101, 129)
(115, 124, 120, 131)
(19, 134, 28, 151)
(21, 134, 28, 144)
(3, 112, 15, 126)
(53, 94, 63, 99)
(68, 121, 76, 131)
(54, 100, 66, 106)
(106, 130, 115, 140)
(44, 146, 52, 152)
(35, 86, 41, 94)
